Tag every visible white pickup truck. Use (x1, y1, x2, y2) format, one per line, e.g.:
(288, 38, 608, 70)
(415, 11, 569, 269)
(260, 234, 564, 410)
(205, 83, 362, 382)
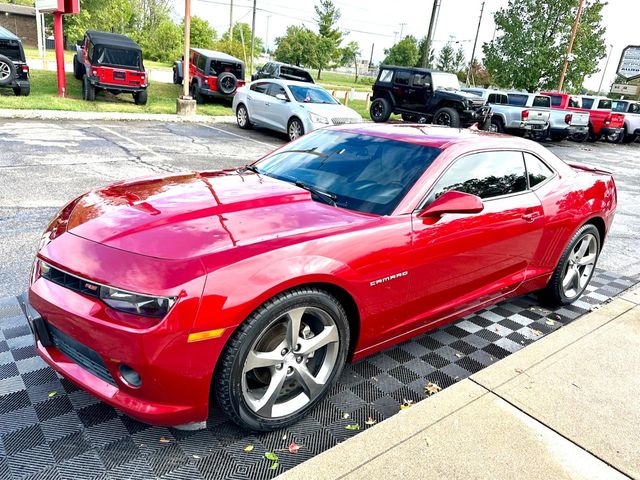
(612, 100, 640, 143)
(463, 88, 550, 140)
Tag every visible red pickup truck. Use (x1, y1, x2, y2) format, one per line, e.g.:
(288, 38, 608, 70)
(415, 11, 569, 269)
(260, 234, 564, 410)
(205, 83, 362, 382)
(541, 92, 625, 142)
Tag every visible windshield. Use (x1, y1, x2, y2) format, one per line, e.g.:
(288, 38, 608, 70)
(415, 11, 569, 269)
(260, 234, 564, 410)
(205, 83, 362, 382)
(254, 130, 441, 215)
(94, 46, 142, 69)
(612, 101, 628, 112)
(289, 85, 338, 104)
(431, 72, 460, 91)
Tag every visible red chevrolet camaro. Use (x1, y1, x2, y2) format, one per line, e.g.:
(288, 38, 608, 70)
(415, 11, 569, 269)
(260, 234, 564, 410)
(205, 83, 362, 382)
(25, 124, 616, 431)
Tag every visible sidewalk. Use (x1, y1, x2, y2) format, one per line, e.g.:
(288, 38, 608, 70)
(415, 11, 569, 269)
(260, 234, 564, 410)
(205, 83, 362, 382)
(278, 287, 640, 480)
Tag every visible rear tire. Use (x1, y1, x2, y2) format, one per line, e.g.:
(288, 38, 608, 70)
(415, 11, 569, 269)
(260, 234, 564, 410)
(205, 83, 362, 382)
(570, 130, 589, 143)
(73, 55, 84, 80)
(236, 103, 252, 129)
(530, 127, 549, 142)
(370, 98, 392, 123)
(433, 107, 460, 128)
(539, 224, 600, 307)
(82, 75, 95, 101)
(605, 130, 622, 143)
(133, 90, 148, 105)
(213, 287, 350, 431)
(13, 86, 30, 96)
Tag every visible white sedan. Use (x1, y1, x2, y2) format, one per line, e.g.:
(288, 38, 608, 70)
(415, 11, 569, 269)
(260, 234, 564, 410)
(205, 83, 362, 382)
(232, 79, 363, 141)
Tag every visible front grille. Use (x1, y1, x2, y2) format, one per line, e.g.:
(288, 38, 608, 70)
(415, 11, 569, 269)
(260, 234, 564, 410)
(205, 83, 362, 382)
(48, 323, 117, 386)
(470, 100, 486, 109)
(41, 263, 101, 298)
(331, 117, 357, 125)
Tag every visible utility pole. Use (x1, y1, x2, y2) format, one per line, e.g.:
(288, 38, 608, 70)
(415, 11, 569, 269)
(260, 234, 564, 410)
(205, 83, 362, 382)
(229, 0, 234, 43)
(399, 22, 407, 39)
(393, 31, 399, 44)
(422, 0, 441, 68)
(466, 1, 485, 86)
(265, 15, 271, 55)
(369, 43, 374, 70)
(249, 0, 257, 76)
(597, 44, 614, 94)
(558, 0, 584, 92)
(183, 0, 191, 99)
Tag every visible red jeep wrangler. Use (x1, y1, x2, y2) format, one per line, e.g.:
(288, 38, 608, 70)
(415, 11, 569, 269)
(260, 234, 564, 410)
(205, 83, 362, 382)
(74, 30, 148, 105)
(173, 48, 245, 104)
(541, 92, 624, 142)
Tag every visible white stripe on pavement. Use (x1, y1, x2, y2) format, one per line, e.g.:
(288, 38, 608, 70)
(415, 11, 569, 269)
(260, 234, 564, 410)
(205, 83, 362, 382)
(198, 123, 279, 149)
(96, 125, 169, 161)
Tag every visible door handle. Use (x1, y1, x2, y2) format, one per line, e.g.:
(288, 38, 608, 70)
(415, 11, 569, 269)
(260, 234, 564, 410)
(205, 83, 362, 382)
(247, 95, 253, 100)
(522, 211, 541, 222)
(265, 102, 270, 106)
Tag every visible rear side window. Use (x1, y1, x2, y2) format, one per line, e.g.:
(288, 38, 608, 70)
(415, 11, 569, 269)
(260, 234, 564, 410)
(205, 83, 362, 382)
(549, 95, 562, 107)
(597, 99, 612, 109)
(196, 54, 206, 71)
(507, 94, 528, 106)
(394, 71, 411, 85)
(379, 69, 393, 82)
(524, 153, 554, 188)
(250, 82, 270, 94)
(581, 98, 594, 109)
(488, 93, 508, 104)
(533, 96, 551, 108)
(427, 151, 527, 203)
(630, 103, 640, 114)
(267, 83, 288, 99)
(568, 97, 581, 108)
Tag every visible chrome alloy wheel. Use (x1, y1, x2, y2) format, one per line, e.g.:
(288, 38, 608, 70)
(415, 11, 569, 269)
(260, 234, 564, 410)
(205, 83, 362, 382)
(241, 306, 339, 418)
(288, 120, 303, 140)
(561, 233, 597, 299)
(237, 106, 248, 127)
(0, 61, 10, 82)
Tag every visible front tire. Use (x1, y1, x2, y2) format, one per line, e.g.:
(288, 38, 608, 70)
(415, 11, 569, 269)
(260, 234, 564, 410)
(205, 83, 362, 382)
(489, 116, 504, 133)
(214, 287, 350, 431)
(540, 224, 600, 306)
(433, 107, 461, 128)
(370, 98, 392, 123)
(73, 55, 84, 80)
(236, 103, 252, 129)
(288, 117, 304, 141)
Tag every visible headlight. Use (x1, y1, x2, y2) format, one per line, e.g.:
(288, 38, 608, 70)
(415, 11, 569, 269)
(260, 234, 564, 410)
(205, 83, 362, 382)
(308, 112, 329, 124)
(100, 286, 176, 318)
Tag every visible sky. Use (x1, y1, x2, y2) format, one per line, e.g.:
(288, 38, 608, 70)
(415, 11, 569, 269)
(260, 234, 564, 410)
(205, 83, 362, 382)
(174, 0, 639, 91)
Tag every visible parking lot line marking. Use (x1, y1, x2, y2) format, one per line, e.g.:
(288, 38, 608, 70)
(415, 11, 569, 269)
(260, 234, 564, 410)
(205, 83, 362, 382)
(198, 124, 278, 148)
(96, 125, 169, 161)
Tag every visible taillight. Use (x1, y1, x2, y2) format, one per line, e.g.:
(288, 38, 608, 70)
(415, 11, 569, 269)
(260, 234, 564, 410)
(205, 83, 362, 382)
(564, 113, 572, 124)
(92, 69, 98, 76)
(604, 116, 611, 125)
(522, 110, 529, 120)
(21, 65, 29, 73)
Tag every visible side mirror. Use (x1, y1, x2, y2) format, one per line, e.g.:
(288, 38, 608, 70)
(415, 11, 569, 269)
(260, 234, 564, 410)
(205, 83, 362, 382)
(418, 191, 484, 218)
(275, 93, 288, 102)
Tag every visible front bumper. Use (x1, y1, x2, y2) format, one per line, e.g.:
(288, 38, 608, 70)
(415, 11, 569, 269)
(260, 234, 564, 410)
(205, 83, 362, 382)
(461, 106, 491, 126)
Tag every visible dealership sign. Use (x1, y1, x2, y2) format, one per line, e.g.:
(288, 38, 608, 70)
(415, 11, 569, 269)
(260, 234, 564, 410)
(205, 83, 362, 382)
(611, 84, 638, 96)
(617, 45, 640, 81)
(35, 0, 79, 14)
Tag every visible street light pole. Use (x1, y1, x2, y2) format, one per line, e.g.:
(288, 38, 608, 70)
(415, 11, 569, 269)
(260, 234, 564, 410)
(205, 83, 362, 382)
(249, 0, 257, 76)
(558, 0, 584, 92)
(183, 0, 191, 99)
(597, 44, 614, 94)
(422, 0, 441, 68)
(265, 14, 271, 55)
(466, 1, 485, 86)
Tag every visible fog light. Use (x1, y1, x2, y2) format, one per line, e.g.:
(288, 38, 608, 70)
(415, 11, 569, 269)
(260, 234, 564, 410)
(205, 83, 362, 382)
(119, 364, 141, 387)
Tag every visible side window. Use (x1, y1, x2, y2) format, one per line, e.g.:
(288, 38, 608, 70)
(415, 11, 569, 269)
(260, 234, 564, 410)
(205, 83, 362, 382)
(488, 93, 508, 104)
(524, 153, 554, 188)
(265, 63, 277, 75)
(267, 83, 288, 99)
(507, 94, 527, 106)
(533, 96, 551, 108)
(549, 95, 562, 107)
(410, 73, 430, 87)
(568, 96, 581, 108)
(250, 82, 270, 94)
(597, 99, 612, 109)
(197, 54, 207, 72)
(630, 103, 640, 114)
(487, 93, 499, 103)
(379, 69, 393, 82)
(426, 151, 528, 204)
(581, 98, 594, 109)
(394, 71, 411, 85)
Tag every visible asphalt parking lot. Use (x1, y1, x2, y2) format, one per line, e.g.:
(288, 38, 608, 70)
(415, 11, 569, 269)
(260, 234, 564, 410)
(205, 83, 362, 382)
(0, 120, 638, 298)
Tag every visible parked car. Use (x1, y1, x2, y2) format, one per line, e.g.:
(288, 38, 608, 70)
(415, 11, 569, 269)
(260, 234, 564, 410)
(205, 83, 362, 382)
(233, 79, 362, 141)
(173, 49, 245, 104)
(251, 61, 314, 83)
(0, 26, 30, 96)
(25, 124, 615, 431)
(73, 30, 148, 105)
(462, 88, 550, 139)
(612, 100, 640, 143)
(541, 92, 625, 143)
(370, 66, 491, 128)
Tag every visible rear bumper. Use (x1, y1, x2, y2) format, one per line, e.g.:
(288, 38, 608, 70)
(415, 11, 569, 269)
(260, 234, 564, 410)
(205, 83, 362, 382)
(198, 86, 236, 99)
(88, 76, 147, 93)
(601, 127, 623, 136)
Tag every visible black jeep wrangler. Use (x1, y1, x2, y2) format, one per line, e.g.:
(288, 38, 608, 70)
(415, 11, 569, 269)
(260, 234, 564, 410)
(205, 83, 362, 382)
(370, 66, 490, 128)
(0, 26, 30, 96)
(251, 61, 314, 83)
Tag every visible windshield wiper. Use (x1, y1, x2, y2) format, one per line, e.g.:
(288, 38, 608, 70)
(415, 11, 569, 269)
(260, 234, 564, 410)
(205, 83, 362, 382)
(267, 148, 329, 159)
(242, 165, 261, 173)
(294, 181, 337, 206)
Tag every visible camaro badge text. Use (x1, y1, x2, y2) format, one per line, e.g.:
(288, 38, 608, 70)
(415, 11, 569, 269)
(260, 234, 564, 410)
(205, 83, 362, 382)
(370, 271, 408, 286)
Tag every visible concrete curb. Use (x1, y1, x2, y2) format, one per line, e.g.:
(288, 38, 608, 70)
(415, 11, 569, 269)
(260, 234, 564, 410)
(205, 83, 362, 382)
(0, 109, 237, 124)
(277, 288, 640, 480)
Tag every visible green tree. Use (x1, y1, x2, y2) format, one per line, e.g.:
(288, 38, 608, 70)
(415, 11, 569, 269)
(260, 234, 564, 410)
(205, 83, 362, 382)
(417, 36, 435, 67)
(0, 0, 35, 5)
(274, 25, 318, 67)
(467, 58, 494, 87)
(138, 17, 182, 61)
(436, 42, 466, 75)
(216, 22, 263, 64)
(186, 16, 216, 49)
(483, 0, 607, 92)
(340, 41, 360, 81)
(314, 0, 342, 79)
(63, 0, 136, 42)
(383, 35, 419, 67)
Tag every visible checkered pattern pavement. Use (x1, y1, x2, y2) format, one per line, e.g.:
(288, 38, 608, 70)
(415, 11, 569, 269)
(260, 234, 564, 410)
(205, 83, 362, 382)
(0, 270, 636, 480)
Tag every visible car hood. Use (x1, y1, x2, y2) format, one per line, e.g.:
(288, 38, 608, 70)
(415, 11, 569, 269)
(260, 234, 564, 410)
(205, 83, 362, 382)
(66, 170, 374, 260)
(436, 89, 485, 102)
(300, 103, 362, 121)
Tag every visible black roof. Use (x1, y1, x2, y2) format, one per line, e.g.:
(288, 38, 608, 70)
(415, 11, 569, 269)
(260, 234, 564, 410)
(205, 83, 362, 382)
(86, 30, 141, 51)
(380, 65, 435, 73)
